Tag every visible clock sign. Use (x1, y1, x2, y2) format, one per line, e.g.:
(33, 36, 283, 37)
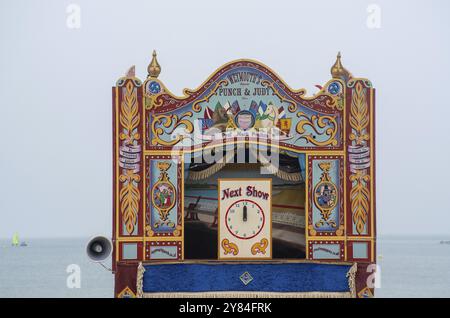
(218, 179, 272, 260)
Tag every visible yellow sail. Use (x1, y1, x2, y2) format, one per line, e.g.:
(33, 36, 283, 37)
(12, 233, 19, 246)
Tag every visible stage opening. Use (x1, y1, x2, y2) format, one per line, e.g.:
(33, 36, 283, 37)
(184, 149, 306, 260)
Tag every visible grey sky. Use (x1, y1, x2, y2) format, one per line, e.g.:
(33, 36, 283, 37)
(1, 0, 449, 238)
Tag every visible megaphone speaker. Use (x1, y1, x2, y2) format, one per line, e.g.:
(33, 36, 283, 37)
(86, 236, 112, 262)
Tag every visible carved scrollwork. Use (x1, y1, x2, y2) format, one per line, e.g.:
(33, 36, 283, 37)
(119, 170, 141, 235)
(348, 78, 372, 88)
(260, 80, 298, 112)
(251, 238, 269, 255)
(151, 112, 194, 146)
(350, 170, 370, 235)
(295, 112, 338, 146)
(173, 225, 182, 237)
(221, 239, 239, 256)
(118, 81, 141, 235)
(349, 82, 369, 145)
(348, 80, 372, 236)
(120, 82, 140, 145)
(145, 226, 154, 237)
(192, 80, 228, 112)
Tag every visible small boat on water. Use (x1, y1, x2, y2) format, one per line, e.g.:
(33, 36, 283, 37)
(12, 233, 19, 247)
(12, 233, 27, 247)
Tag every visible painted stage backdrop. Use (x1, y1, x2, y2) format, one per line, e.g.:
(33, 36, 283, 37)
(112, 52, 376, 298)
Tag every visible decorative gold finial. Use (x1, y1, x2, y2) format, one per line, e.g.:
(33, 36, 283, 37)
(147, 50, 161, 78)
(331, 52, 352, 81)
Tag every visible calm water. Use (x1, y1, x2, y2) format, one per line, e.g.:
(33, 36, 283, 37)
(0, 238, 113, 298)
(0, 236, 449, 298)
(375, 236, 450, 298)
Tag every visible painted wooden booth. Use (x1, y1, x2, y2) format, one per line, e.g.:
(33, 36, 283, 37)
(112, 52, 376, 298)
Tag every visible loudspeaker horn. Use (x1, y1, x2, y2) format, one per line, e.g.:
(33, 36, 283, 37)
(86, 236, 112, 262)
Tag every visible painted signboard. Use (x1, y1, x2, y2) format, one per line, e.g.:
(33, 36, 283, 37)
(218, 179, 272, 260)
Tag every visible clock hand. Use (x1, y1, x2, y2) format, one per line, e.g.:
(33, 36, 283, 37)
(243, 205, 247, 222)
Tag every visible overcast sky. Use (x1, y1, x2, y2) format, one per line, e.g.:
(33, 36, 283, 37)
(1, 0, 449, 238)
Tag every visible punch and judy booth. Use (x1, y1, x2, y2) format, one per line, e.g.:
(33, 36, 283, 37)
(112, 52, 376, 298)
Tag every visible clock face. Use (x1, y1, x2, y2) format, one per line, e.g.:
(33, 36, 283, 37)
(218, 179, 272, 260)
(225, 199, 265, 240)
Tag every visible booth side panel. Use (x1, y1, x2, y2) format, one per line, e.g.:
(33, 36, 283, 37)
(143, 153, 184, 262)
(305, 155, 346, 261)
(113, 78, 145, 297)
(345, 80, 376, 297)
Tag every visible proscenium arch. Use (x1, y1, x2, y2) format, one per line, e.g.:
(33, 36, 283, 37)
(143, 58, 346, 153)
(142, 57, 347, 259)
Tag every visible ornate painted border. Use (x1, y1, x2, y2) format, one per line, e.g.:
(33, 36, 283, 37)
(307, 240, 345, 261)
(144, 60, 340, 114)
(143, 59, 345, 152)
(145, 241, 183, 261)
(345, 79, 376, 262)
(144, 154, 183, 238)
(307, 155, 345, 238)
(114, 78, 144, 241)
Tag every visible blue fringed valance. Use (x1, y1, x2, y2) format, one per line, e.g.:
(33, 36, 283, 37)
(137, 261, 357, 298)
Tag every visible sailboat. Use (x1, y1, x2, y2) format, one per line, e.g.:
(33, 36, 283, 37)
(12, 233, 19, 247)
(12, 233, 27, 247)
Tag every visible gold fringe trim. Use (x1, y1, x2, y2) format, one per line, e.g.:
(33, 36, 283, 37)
(346, 263, 358, 298)
(188, 147, 302, 182)
(251, 147, 302, 182)
(142, 291, 352, 298)
(188, 149, 236, 181)
(136, 262, 145, 298)
(274, 167, 301, 182)
(260, 161, 301, 182)
(188, 162, 227, 181)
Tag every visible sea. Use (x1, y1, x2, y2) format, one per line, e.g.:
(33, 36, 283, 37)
(0, 236, 449, 298)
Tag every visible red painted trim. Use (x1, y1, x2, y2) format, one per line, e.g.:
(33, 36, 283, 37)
(372, 88, 377, 260)
(145, 241, 182, 261)
(112, 87, 117, 272)
(345, 82, 373, 238)
(152, 60, 341, 115)
(137, 86, 144, 238)
(116, 81, 145, 241)
(345, 86, 353, 237)
(114, 263, 138, 297)
(308, 240, 345, 261)
(118, 241, 143, 262)
(346, 240, 372, 263)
